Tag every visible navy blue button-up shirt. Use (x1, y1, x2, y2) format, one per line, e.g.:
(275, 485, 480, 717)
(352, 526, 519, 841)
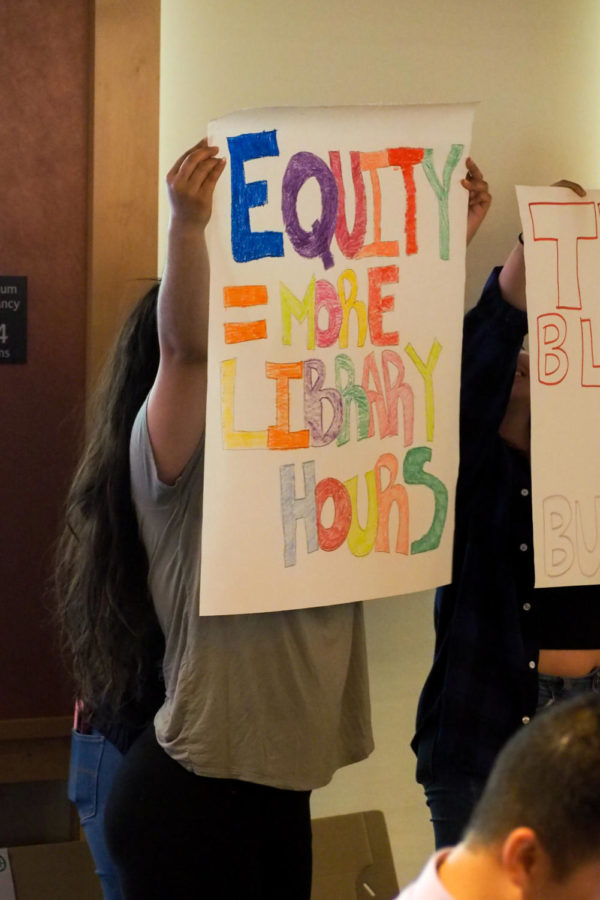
(412, 268, 538, 782)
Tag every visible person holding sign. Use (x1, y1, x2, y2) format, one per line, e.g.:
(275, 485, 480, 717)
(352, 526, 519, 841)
(57, 144, 490, 898)
(52, 138, 370, 900)
(411, 178, 600, 850)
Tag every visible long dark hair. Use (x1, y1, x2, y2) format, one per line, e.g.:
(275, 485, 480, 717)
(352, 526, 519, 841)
(55, 282, 164, 725)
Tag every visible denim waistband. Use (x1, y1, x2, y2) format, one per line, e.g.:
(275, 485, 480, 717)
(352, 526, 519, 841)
(538, 667, 600, 690)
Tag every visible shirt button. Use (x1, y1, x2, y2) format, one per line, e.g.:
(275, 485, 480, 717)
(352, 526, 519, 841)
(523, 602, 531, 611)
(529, 660, 536, 669)
(520, 543, 528, 552)
(521, 488, 529, 497)
(522, 716, 531, 725)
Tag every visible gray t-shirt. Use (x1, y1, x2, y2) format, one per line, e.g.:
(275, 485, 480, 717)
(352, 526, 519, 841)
(130, 401, 373, 790)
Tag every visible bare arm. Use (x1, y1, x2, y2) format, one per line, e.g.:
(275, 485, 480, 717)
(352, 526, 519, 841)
(461, 157, 492, 246)
(499, 178, 586, 311)
(147, 140, 226, 484)
(498, 239, 527, 311)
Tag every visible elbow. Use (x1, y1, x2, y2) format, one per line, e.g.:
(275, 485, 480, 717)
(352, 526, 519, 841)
(160, 340, 207, 368)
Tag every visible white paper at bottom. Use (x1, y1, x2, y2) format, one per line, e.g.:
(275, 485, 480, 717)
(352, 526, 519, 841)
(0, 851, 16, 900)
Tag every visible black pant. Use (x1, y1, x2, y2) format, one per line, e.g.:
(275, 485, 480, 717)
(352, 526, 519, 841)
(104, 725, 312, 899)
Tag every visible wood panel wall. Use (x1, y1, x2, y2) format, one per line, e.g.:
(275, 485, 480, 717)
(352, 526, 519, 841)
(0, 0, 159, 750)
(0, 0, 90, 720)
(88, 0, 160, 387)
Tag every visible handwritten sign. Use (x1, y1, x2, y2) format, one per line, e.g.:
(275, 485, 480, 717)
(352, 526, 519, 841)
(518, 185, 600, 587)
(200, 105, 474, 615)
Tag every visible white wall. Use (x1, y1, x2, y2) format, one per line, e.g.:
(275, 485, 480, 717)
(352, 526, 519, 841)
(159, 0, 600, 884)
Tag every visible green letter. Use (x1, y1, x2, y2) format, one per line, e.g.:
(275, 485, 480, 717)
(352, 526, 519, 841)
(422, 144, 463, 260)
(403, 446, 448, 553)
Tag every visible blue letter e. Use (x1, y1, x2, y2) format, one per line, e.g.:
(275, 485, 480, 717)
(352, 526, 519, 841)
(228, 130, 284, 263)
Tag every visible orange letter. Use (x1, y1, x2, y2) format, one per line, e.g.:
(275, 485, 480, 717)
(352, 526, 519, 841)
(375, 453, 409, 554)
(368, 265, 399, 346)
(357, 151, 400, 259)
(387, 147, 425, 255)
(266, 362, 310, 449)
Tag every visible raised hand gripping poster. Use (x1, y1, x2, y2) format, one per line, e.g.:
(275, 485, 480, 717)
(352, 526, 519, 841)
(200, 104, 474, 615)
(518, 185, 600, 588)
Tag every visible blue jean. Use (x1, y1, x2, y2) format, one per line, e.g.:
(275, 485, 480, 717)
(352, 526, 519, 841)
(423, 772, 486, 849)
(423, 667, 600, 849)
(536, 667, 600, 710)
(68, 729, 124, 900)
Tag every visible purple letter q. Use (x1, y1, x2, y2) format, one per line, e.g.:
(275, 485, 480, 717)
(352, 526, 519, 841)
(282, 152, 338, 270)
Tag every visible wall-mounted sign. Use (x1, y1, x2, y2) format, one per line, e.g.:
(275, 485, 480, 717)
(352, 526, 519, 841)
(0, 276, 27, 364)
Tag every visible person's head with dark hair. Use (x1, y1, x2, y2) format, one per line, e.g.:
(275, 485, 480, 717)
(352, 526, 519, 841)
(55, 281, 164, 727)
(401, 694, 600, 899)
(465, 692, 600, 883)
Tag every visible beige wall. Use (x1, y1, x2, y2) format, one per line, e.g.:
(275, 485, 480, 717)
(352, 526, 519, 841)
(159, 0, 600, 884)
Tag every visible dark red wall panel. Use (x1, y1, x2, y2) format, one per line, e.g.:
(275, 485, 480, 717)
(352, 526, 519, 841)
(0, 1, 90, 717)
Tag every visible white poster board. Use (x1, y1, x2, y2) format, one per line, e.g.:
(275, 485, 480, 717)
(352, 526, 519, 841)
(518, 185, 600, 587)
(200, 104, 474, 615)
